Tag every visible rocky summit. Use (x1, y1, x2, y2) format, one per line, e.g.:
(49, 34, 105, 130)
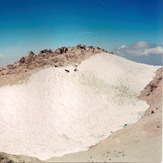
(0, 45, 112, 76)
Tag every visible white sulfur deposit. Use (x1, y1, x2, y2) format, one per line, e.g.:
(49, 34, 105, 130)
(0, 53, 159, 160)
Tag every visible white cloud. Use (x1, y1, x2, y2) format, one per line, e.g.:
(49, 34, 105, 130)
(142, 46, 163, 55)
(116, 41, 163, 56)
(132, 41, 149, 49)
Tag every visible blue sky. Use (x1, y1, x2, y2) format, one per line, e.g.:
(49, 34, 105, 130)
(0, 0, 162, 65)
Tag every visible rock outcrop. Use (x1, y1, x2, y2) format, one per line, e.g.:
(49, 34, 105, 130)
(0, 152, 41, 163)
(141, 67, 162, 97)
(140, 67, 162, 116)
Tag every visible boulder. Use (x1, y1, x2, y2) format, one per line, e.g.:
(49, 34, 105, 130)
(55, 47, 68, 54)
(25, 57, 34, 64)
(40, 49, 53, 54)
(27, 51, 35, 57)
(7, 64, 15, 69)
(19, 57, 25, 63)
(25, 51, 36, 64)
(76, 44, 86, 49)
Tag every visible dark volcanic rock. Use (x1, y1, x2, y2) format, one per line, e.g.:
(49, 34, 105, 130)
(40, 49, 53, 54)
(19, 57, 26, 63)
(76, 44, 86, 49)
(55, 47, 68, 54)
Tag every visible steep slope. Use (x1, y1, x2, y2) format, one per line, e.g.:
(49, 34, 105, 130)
(47, 69, 162, 162)
(140, 67, 162, 117)
(0, 53, 159, 160)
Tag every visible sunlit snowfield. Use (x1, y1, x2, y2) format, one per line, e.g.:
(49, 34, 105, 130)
(0, 53, 158, 160)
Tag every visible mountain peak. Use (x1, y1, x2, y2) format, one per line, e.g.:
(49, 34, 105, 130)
(0, 45, 113, 85)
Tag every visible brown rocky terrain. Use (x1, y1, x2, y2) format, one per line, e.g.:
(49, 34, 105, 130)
(0, 45, 112, 87)
(140, 67, 162, 117)
(0, 152, 41, 163)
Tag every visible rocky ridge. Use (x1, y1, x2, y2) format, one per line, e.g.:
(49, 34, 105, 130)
(0, 45, 112, 86)
(0, 45, 111, 76)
